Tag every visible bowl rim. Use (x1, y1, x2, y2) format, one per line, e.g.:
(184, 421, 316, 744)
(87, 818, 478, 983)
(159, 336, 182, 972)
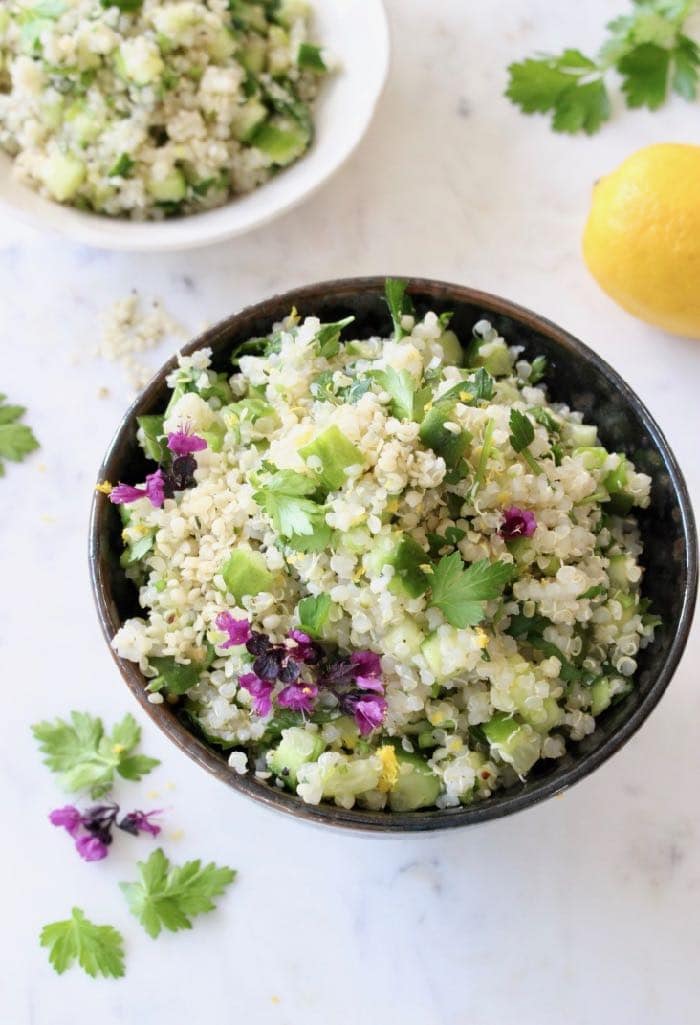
(0, 0, 390, 252)
(89, 276, 698, 832)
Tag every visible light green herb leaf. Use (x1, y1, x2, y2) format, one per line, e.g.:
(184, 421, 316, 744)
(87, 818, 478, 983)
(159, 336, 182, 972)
(120, 848, 236, 939)
(40, 908, 125, 979)
(299, 424, 363, 491)
(384, 278, 413, 339)
(31, 711, 159, 796)
(297, 42, 327, 73)
(0, 395, 39, 475)
(136, 414, 166, 461)
(429, 554, 512, 628)
(253, 465, 328, 546)
(529, 355, 548, 384)
(297, 593, 332, 637)
(552, 78, 611, 134)
(148, 655, 203, 696)
(315, 316, 355, 359)
(372, 366, 416, 421)
(509, 408, 535, 452)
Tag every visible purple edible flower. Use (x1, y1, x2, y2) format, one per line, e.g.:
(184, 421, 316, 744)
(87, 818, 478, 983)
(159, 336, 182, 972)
(110, 468, 166, 509)
(75, 835, 109, 862)
(277, 682, 318, 714)
(215, 612, 251, 648)
(118, 809, 162, 837)
(350, 650, 383, 692)
(288, 629, 320, 665)
(347, 694, 388, 736)
(238, 672, 274, 717)
(499, 506, 537, 541)
(49, 805, 82, 837)
(167, 423, 208, 457)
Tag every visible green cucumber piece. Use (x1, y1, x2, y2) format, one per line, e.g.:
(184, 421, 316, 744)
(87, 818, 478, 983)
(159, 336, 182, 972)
(388, 750, 441, 811)
(220, 549, 274, 601)
(267, 727, 325, 788)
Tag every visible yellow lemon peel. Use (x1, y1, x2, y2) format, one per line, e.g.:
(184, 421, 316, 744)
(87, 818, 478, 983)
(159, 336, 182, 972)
(377, 746, 399, 792)
(96, 481, 113, 495)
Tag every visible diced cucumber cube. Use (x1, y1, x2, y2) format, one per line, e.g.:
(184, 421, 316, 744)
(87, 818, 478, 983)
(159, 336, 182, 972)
(299, 424, 363, 490)
(239, 34, 267, 74)
(231, 98, 268, 143)
(251, 116, 310, 166)
(573, 446, 608, 469)
(483, 712, 541, 775)
(590, 678, 613, 716)
(477, 339, 513, 376)
(267, 727, 325, 788)
(437, 329, 464, 366)
(147, 168, 187, 202)
(220, 548, 274, 601)
(565, 423, 598, 448)
(388, 750, 441, 812)
(43, 153, 86, 202)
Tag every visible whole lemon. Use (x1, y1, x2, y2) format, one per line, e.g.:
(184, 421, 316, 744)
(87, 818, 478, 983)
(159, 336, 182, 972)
(583, 143, 700, 339)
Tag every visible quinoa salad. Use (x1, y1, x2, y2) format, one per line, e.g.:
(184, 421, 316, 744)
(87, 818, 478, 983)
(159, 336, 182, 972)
(0, 0, 328, 218)
(104, 280, 660, 812)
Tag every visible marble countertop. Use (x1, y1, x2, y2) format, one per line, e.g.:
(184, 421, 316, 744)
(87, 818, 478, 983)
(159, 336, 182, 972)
(2, 2, 699, 1023)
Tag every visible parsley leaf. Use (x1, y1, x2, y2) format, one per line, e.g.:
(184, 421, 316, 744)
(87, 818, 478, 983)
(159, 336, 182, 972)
(506, 0, 700, 133)
(509, 409, 544, 476)
(529, 355, 548, 385)
(315, 316, 355, 358)
(429, 554, 512, 628)
(148, 655, 203, 696)
(253, 466, 329, 550)
(31, 711, 159, 797)
(506, 50, 610, 136)
(372, 366, 417, 420)
(297, 593, 332, 637)
(120, 848, 236, 939)
(384, 278, 414, 340)
(0, 394, 39, 476)
(618, 42, 671, 107)
(40, 908, 125, 979)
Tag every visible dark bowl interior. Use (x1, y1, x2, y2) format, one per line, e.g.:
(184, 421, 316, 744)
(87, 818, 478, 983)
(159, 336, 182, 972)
(90, 277, 697, 832)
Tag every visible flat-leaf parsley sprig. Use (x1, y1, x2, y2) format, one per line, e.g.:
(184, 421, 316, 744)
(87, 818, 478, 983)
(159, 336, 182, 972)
(32, 711, 160, 797)
(0, 393, 39, 475)
(40, 908, 125, 980)
(506, 0, 700, 134)
(120, 848, 237, 939)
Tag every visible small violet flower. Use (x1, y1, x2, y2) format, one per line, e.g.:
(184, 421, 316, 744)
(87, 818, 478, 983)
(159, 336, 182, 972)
(49, 805, 82, 837)
(109, 468, 166, 509)
(350, 650, 383, 692)
(347, 694, 388, 736)
(167, 423, 208, 457)
(215, 612, 251, 649)
(118, 809, 162, 837)
(238, 672, 274, 717)
(288, 629, 321, 664)
(277, 682, 318, 714)
(75, 835, 109, 862)
(499, 506, 537, 541)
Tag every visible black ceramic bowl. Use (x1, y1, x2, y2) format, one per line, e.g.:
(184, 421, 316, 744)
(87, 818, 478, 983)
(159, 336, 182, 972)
(90, 277, 697, 832)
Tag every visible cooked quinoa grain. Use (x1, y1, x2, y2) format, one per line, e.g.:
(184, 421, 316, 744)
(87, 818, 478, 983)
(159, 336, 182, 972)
(0, 0, 328, 218)
(108, 281, 660, 812)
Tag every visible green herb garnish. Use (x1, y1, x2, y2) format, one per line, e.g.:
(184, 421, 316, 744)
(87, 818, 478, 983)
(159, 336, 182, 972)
(31, 711, 159, 797)
(506, 0, 700, 135)
(0, 394, 39, 476)
(120, 848, 236, 939)
(509, 408, 544, 476)
(429, 554, 512, 628)
(40, 908, 125, 978)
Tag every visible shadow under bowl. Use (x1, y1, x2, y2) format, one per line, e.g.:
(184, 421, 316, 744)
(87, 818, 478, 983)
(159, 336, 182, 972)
(89, 277, 698, 832)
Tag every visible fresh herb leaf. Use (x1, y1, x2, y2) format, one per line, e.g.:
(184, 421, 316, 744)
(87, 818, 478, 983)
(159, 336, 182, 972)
(530, 406, 561, 434)
(578, 584, 607, 599)
(315, 316, 355, 359)
(120, 848, 236, 939)
(429, 554, 512, 628)
(470, 418, 495, 498)
(100, 0, 143, 11)
(297, 593, 332, 637)
(529, 355, 548, 384)
(40, 908, 125, 979)
(618, 42, 671, 107)
(148, 655, 203, 696)
(509, 409, 543, 476)
(506, 613, 592, 684)
(391, 536, 430, 598)
(120, 531, 155, 567)
(372, 366, 417, 421)
(108, 153, 135, 178)
(253, 466, 328, 546)
(672, 33, 700, 97)
(31, 711, 159, 796)
(506, 50, 610, 136)
(345, 377, 372, 404)
(136, 414, 166, 462)
(0, 394, 39, 476)
(297, 42, 327, 73)
(506, 0, 700, 134)
(384, 278, 413, 340)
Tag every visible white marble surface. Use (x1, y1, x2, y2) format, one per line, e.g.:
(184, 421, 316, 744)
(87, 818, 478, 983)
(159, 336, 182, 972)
(1, 2, 699, 1023)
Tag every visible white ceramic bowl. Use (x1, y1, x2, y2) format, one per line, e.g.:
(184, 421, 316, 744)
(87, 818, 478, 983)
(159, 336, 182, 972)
(0, 0, 389, 251)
